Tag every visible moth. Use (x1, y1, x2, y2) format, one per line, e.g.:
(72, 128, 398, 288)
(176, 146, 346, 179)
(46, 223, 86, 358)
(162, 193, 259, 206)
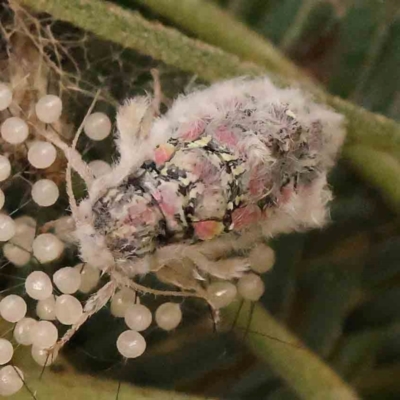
(42, 76, 345, 352)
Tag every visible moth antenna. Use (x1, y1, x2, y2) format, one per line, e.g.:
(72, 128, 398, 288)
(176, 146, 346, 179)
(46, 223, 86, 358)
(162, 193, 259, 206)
(112, 270, 206, 300)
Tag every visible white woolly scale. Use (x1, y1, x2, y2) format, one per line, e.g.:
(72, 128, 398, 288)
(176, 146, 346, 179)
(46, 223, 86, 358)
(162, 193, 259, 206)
(29, 76, 344, 362)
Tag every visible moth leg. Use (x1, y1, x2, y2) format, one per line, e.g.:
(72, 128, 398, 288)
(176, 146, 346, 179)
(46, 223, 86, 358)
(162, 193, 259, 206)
(113, 96, 153, 179)
(155, 258, 205, 293)
(191, 232, 260, 260)
(153, 244, 249, 279)
(49, 280, 117, 355)
(151, 236, 257, 280)
(88, 97, 156, 201)
(206, 257, 250, 280)
(189, 226, 274, 279)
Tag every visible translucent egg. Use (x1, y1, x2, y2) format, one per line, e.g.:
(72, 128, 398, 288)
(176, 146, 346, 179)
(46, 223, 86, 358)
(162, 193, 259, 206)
(110, 288, 137, 317)
(0, 189, 4, 210)
(124, 304, 152, 332)
(25, 271, 53, 300)
(0, 83, 12, 111)
(237, 273, 265, 301)
(84, 112, 112, 141)
(28, 141, 57, 169)
(116, 330, 146, 359)
(54, 216, 75, 243)
(88, 160, 112, 177)
(74, 263, 100, 293)
(0, 156, 11, 182)
(0, 366, 24, 396)
(32, 233, 64, 263)
(31, 346, 58, 367)
(3, 216, 36, 267)
(249, 244, 275, 274)
(35, 95, 62, 124)
(13, 318, 37, 346)
(36, 295, 56, 321)
(0, 339, 13, 365)
(55, 294, 83, 325)
(31, 179, 59, 207)
(207, 281, 237, 309)
(53, 267, 81, 294)
(0, 214, 15, 241)
(155, 302, 182, 331)
(0, 117, 29, 144)
(10, 216, 36, 247)
(3, 243, 30, 266)
(0, 295, 26, 323)
(31, 320, 58, 349)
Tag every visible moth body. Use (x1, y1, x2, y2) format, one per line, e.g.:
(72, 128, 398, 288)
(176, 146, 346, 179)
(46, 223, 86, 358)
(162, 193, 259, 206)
(91, 78, 345, 272)
(40, 77, 345, 353)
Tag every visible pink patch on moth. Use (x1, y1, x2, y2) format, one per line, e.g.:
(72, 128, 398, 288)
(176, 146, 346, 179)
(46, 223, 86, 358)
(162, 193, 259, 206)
(154, 143, 175, 166)
(127, 205, 159, 227)
(153, 188, 181, 231)
(193, 220, 224, 240)
(155, 194, 176, 217)
(192, 158, 219, 185)
(153, 184, 181, 217)
(180, 120, 205, 141)
(231, 205, 262, 231)
(214, 125, 239, 149)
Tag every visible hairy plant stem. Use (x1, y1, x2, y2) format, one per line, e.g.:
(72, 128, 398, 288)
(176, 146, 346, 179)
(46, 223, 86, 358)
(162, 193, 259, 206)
(135, 0, 302, 81)
(224, 302, 361, 400)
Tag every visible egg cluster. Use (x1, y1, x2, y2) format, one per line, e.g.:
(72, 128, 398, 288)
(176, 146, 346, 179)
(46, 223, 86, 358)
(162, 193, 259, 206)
(0, 81, 276, 396)
(0, 83, 113, 210)
(0, 82, 117, 395)
(0, 81, 275, 395)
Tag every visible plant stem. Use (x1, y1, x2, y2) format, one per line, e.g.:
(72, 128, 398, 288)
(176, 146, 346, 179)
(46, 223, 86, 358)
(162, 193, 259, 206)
(13, 356, 217, 400)
(17, 0, 266, 83)
(135, 0, 302, 82)
(342, 144, 400, 211)
(224, 302, 361, 400)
